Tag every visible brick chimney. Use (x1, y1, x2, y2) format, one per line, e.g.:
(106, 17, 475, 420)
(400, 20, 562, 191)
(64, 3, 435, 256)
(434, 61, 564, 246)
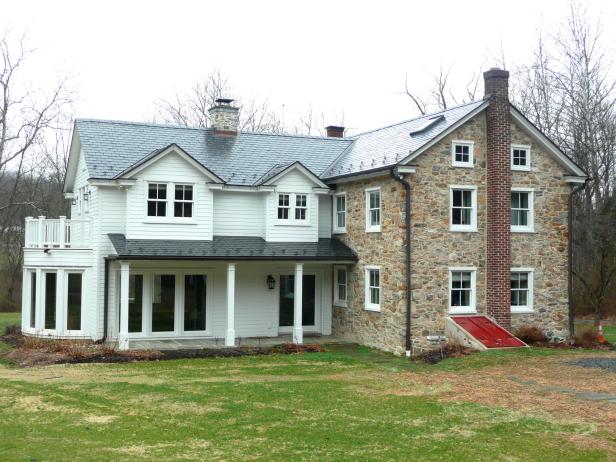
(325, 125, 345, 138)
(484, 68, 512, 328)
(209, 98, 240, 136)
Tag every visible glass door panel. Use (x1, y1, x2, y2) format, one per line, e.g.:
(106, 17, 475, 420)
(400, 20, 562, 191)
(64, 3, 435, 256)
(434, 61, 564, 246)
(152, 275, 175, 332)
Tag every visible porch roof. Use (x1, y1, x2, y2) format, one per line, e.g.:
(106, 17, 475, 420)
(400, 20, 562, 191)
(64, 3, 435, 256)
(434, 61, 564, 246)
(107, 234, 358, 261)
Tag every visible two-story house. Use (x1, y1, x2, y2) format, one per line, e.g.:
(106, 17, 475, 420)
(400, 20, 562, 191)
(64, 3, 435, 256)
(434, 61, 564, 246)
(21, 69, 587, 354)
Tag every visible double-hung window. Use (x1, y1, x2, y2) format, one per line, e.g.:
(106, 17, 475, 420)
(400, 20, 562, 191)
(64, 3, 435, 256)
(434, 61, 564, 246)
(451, 140, 474, 167)
(511, 145, 531, 171)
(511, 188, 534, 232)
(333, 193, 346, 233)
(174, 184, 193, 218)
(334, 266, 347, 307)
(147, 183, 167, 217)
(277, 194, 290, 220)
(295, 194, 307, 221)
(365, 188, 381, 232)
(364, 266, 381, 311)
(450, 186, 477, 232)
(511, 269, 534, 313)
(449, 267, 476, 313)
(277, 193, 309, 224)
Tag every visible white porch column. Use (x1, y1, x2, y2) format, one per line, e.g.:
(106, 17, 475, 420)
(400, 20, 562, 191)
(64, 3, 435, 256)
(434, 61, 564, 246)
(293, 263, 303, 344)
(225, 262, 236, 347)
(118, 262, 130, 350)
(35, 268, 43, 332)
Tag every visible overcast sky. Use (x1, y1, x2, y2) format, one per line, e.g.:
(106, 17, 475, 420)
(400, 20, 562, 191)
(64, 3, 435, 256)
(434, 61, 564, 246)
(2, 0, 616, 134)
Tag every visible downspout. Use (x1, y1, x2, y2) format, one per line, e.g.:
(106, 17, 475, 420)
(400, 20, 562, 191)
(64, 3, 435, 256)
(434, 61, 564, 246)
(102, 257, 109, 344)
(567, 178, 589, 340)
(391, 169, 413, 357)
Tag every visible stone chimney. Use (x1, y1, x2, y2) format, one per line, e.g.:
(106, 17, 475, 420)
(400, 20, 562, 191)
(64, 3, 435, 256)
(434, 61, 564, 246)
(325, 125, 345, 138)
(209, 98, 240, 136)
(484, 68, 512, 329)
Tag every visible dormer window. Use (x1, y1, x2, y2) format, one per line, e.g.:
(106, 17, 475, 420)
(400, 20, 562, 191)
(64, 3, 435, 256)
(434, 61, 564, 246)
(277, 194, 290, 219)
(174, 185, 193, 218)
(451, 141, 474, 168)
(511, 145, 531, 171)
(277, 193, 309, 224)
(148, 183, 167, 217)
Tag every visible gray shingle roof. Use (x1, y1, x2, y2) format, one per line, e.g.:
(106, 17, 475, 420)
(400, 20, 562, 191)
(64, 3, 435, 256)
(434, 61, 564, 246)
(108, 234, 358, 261)
(76, 120, 352, 185)
(75, 101, 488, 185)
(321, 100, 487, 179)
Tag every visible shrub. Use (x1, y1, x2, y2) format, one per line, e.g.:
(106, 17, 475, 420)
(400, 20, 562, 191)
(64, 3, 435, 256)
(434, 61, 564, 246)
(574, 328, 599, 348)
(514, 325, 548, 345)
(3, 324, 21, 336)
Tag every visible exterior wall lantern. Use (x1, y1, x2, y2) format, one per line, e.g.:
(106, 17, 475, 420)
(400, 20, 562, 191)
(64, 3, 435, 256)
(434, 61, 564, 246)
(267, 275, 276, 290)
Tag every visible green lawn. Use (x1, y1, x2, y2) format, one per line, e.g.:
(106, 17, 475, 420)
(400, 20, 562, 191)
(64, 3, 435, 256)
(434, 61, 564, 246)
(0, 312, 20, 333)
(0, 343, 613, 461)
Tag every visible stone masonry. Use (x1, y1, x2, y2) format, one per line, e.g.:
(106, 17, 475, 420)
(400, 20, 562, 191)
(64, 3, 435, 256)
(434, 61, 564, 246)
(331, 113, 571, 353)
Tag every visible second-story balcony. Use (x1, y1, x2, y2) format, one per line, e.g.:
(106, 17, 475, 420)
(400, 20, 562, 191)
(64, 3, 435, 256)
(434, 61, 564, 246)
(24, 216, 92, 249)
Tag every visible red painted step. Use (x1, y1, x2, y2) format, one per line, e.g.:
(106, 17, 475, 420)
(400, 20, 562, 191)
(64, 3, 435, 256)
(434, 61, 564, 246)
(450, 316, 526, 348)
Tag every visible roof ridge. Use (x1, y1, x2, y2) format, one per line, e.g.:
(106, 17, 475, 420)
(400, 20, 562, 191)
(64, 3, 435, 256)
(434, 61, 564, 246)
(348, 100, 484, 139)
(75, 118, 353, 142)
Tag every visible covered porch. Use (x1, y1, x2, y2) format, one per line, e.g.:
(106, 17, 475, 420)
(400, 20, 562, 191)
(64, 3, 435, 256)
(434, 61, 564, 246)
(107, 234, 357, 350)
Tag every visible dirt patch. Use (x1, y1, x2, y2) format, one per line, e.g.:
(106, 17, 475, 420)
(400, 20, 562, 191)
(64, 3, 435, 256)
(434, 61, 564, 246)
(84, 415, 117, 424)
(394, 352, 616, 440)
(0, 335, 325, 367)
(413, 341, 478, 364)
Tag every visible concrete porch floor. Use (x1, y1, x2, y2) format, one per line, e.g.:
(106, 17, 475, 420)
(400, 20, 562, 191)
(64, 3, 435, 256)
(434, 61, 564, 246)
(124, 335, 350, 351)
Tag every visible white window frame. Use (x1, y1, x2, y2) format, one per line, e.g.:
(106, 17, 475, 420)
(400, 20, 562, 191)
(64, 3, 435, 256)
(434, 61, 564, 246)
(147, 182, 168, 218)
(144, 181, 197, 223)
(295, 193, 308, 221)
(364, 266, 381, 312)
(511, 188, 534, 233)
(365, 188, 381, 233)
(448, 267, 477, 314)
(277, 193, 290, 221)
(511, 268, 534, 313)
(65, 270, 85, 333)
(451, 140, 474, 168)
(275, 192, 311, 225)
(333, 265, 348, 307)
(450, 185, 478, 232)
(173, 184, 194, 219)
(333, 192, 347, 234)
(511, 144, 531, 171)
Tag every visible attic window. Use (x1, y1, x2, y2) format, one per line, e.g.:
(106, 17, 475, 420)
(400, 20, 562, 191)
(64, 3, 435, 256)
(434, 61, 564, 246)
(409, 115, 444, 136)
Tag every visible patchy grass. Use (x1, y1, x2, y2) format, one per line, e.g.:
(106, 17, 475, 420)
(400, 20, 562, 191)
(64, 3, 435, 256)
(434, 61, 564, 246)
(0, 344, 615, 461)
(0, 312, 20, 333)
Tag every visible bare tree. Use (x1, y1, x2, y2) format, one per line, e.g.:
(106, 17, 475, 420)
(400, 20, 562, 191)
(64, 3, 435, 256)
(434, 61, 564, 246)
(0, 31, 73, 310)
(155, 70, 283, 133)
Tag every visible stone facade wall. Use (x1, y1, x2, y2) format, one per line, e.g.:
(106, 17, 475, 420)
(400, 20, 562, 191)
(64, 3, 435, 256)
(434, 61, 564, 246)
(331, 112, 571, 353)
(331, 176, 408, 354)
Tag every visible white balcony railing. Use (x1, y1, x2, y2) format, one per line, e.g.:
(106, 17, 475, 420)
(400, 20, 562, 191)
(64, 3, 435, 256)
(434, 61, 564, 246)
(25, 216, 91, 249)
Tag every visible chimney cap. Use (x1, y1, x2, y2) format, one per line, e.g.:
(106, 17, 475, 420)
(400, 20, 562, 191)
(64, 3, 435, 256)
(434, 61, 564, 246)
(215, 98, 235, 105)
(483, 68, 509, 79)
(325, 125, 345, 138)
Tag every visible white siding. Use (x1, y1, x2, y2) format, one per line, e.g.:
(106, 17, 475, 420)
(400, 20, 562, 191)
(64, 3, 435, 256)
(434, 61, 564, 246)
(265, 170, 320, 242)
(125, 152, 213, 240)
(70, 149, 90, 219)
(318, 195, 332, 238)
(213, 191, 265, 237)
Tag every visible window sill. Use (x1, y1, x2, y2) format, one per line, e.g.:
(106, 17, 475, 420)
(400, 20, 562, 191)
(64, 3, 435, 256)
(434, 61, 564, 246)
(332, 229, 347, 234)
(450, 226, 478, 233)
(334, 300, 348, 308)
(511, 228, 535, 233)
(364, 305, 381, 312)
(511, 308, 534, 314)
(451, 163, 474, 169)
(143, 219, 198, 225)
(511, 166, 531, 172)
(448, 308, 477, 314)
(365, 227, 381, 233)
(275, 221, 311, 227)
